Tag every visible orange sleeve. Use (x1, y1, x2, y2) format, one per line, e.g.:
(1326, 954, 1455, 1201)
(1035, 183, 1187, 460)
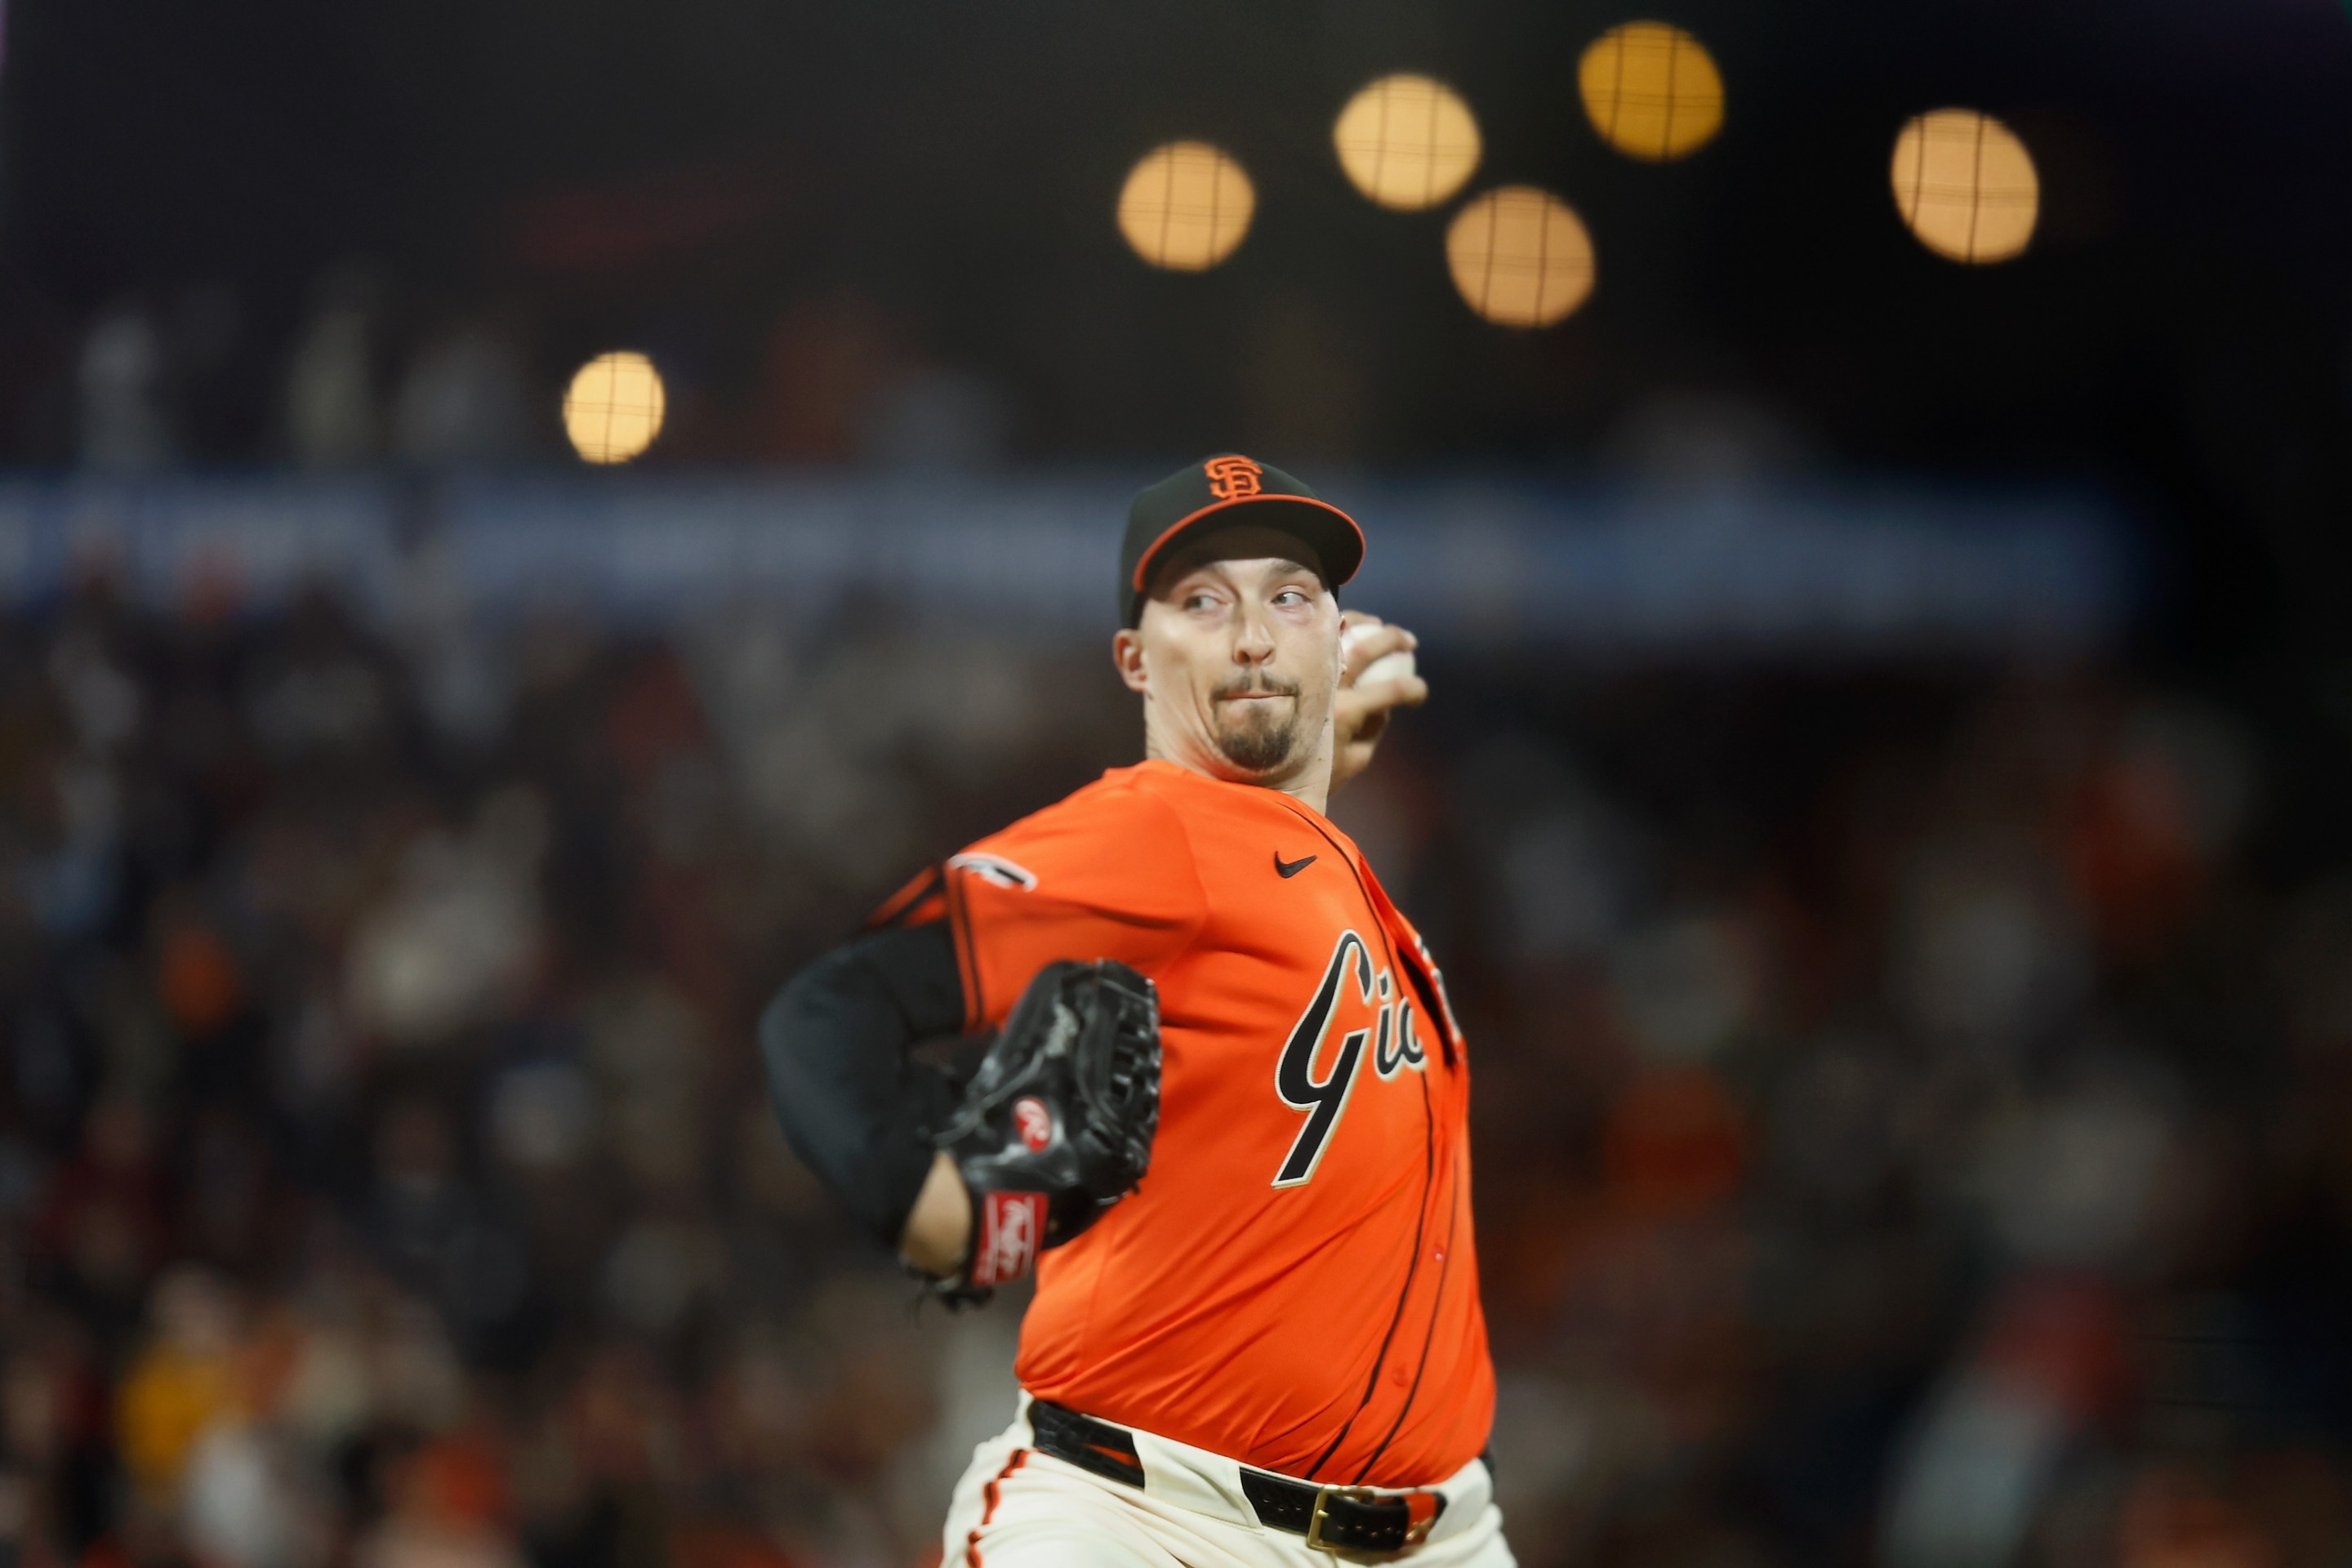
(939, 784, 1208, 1032)
(864, 863, 949, 931)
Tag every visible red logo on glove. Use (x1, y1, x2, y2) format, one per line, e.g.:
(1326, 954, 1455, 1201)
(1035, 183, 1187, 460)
(1013, 1096, 1055, 1152)
(970, 1192, 1046, 1287)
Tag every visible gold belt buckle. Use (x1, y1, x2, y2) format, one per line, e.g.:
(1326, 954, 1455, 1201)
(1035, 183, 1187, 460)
(1305, 1485, 1379, 1552)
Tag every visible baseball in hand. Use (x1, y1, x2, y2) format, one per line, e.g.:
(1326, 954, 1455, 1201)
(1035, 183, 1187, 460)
(1343, 622, 1417, 687)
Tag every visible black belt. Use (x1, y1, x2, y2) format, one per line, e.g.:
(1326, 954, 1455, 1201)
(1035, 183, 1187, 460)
(1027, 1400, 1448, 1554)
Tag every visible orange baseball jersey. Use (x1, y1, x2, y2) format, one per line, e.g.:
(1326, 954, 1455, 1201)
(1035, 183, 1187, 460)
(880, 759, 1494, 1486)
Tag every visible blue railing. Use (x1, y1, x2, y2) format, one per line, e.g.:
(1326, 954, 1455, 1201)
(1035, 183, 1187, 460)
(0, 470, 2136, 653)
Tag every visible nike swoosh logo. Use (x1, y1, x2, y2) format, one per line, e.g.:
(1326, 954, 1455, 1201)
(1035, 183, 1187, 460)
(1275, 852, 1318, 878)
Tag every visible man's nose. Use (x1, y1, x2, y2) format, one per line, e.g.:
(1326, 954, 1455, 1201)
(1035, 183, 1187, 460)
(1233, 606, 1276, 662)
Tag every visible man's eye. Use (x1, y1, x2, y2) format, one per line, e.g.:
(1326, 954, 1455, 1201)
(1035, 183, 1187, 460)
(1274, 590, 1306, 607)
(1185, 593, 1218, 611)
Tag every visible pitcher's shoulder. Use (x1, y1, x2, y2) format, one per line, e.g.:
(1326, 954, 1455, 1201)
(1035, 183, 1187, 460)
(987, 763, 1187, 842)
(949, 764, 1202, 902)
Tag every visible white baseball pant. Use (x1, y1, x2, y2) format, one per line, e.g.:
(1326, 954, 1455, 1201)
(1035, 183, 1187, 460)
(942, 1394, 1516, 1568)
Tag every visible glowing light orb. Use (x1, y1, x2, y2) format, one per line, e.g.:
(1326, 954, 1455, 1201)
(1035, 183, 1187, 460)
(1117, 142, 1255, 271)
(564, 351, 666, 465)
(1579, 21, 1725, 161)
(1446, 187, 1595, 328)
(1891, 109, 2039, 264)
(1332, 74, 1482, 211)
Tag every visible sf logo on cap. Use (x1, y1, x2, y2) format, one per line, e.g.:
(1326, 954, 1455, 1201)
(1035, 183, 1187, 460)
(1205, 456, 1263, 499)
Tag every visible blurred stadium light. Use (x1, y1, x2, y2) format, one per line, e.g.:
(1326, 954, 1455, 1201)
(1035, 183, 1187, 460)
(1447, 188, 1597, 327)
(1578, 21, 1726, 161)
(1892, 109, 2041, 264)
(1332, 74, 1483, 212)
(562, 352, 667, 465)
(1116, 142, 1254, 271)
(0, 473, 2135, 655)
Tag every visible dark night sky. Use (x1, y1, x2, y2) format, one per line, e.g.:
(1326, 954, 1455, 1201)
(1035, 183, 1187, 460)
(2, 0, 2350, 658)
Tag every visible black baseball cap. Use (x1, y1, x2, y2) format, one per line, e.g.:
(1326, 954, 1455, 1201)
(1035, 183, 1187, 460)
(1118, 455, 1366, 626)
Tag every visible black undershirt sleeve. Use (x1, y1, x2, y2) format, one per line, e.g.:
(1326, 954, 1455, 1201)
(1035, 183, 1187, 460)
(756, 920, 968, 1250)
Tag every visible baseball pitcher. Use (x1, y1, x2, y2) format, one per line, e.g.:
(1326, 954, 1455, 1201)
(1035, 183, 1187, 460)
(760, 457, 1508, 1566)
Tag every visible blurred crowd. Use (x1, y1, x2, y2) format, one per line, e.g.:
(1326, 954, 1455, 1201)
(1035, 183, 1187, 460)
(1, 575, 2350, 1568)
(2, 275, 1011, 473)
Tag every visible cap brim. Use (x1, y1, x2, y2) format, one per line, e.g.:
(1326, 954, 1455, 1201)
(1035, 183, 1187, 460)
(1129, 493, 1365, 595)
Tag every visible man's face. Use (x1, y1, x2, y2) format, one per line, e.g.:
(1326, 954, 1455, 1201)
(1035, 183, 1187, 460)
(1115, 523, 1343, 790)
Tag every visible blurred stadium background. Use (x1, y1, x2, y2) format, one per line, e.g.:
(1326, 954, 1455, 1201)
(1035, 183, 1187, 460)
(5, 2, 2352, 1566)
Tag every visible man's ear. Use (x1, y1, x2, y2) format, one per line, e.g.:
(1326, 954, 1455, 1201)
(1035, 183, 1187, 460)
(1111, 628, 1149, 695)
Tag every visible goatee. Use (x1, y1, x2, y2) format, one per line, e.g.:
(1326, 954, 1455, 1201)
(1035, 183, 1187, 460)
(1212, 672, 1303, 773)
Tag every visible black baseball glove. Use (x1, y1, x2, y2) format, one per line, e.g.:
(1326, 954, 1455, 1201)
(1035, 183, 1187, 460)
(928, 959, 1160, 1307)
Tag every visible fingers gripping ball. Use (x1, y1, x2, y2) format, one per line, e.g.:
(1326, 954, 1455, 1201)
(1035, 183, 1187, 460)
(933, 960, 1161, 1306)
(1343, 621, 1418, 688)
